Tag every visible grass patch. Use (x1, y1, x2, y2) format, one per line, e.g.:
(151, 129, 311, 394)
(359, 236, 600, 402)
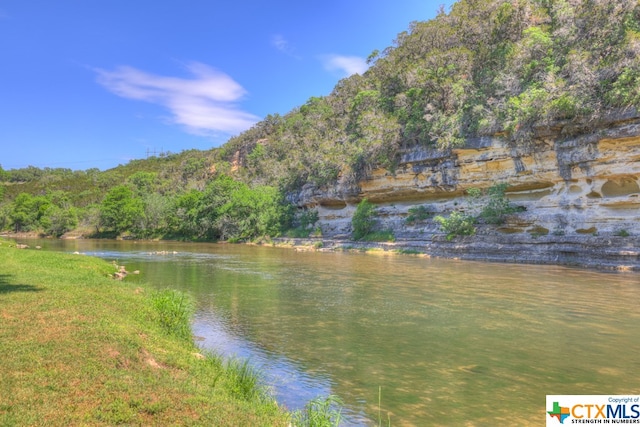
(225, 358, 267, 402)
(0, 240, 288, 426)
(150, 289, 194, 341)
(291, 395, 343, 427)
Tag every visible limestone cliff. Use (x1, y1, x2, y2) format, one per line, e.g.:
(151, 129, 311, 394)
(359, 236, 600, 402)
(291, 111, 640, 269)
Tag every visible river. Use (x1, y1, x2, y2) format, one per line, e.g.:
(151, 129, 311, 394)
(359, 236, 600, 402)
(25, 239, 640, 426)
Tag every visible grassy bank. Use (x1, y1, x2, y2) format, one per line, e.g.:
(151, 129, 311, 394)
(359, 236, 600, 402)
(0, 240, 289, 426)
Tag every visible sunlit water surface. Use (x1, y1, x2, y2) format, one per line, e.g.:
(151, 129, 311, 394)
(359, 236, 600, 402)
(29, 239, 640, 426)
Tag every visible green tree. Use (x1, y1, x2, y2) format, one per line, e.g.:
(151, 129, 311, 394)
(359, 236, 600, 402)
(170, 190, 209, 238)
(0, 203, 11, 230)
(78, 204, 102, 234)
(127, 171, 157, 195)
(12, 193, 37, 231)
(138, 193, 171, 237)
(0, 165, 9, 182)
(41, 205, 78, 237)
(209, 178, 289, 241)
(99, 185, 144, 234)
(9, 193, 50, 232)
(198, 175, 243, 239)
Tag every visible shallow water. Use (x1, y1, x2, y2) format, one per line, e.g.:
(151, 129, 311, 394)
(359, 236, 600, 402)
(28, 239, 640, 426)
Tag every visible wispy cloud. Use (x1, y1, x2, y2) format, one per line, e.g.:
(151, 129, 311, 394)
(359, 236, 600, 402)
(95, 62, 259, 136)
(271, 34, 300, 58)
(321, 55, 368, 77)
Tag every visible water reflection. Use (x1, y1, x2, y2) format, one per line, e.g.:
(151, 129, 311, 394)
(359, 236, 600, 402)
(27, 239, 640, 426)
(192, 311, 370, 426)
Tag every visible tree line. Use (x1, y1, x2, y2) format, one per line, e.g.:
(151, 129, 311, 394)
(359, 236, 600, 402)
(0, 169, 293, 241)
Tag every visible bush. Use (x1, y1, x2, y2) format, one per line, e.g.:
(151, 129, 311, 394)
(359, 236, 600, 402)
(479, 183, 516, 225)
(434, 211, 476, 240)
(405, 205, 432, 224)
(351, 199, 376, 240)
(299, 209, 319, 230)
(285, 209, 320, 238)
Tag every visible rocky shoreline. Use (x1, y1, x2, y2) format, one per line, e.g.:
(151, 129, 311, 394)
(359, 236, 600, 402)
(273, 234, 640, 272)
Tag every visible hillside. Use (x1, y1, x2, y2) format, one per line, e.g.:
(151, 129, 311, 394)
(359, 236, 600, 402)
(222, 0, 640, 192)
(1, 0, 640, 268)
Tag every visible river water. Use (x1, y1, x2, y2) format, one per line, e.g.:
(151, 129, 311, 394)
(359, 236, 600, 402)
(27, 239, 640, 426)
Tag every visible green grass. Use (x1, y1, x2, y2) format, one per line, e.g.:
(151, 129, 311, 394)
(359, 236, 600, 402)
(291, 395, 343, 427)
(150, 288, 194, 341)
(0, 239, 288, 426)
(225, 358, 268, 402)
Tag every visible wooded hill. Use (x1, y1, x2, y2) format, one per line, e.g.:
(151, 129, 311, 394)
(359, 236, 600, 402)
(224, 0, 640, 191)
(2, 0, 639, 240)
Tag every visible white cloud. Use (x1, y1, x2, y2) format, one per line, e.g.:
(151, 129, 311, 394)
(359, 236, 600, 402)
(321, 55, 368, 77)
(271, 34, 300, 58)
(271, 34, 289, 52)
(95, 62, 259, 136)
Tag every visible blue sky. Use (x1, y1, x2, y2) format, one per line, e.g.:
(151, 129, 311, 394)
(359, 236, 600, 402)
(0, 0, 452, 171)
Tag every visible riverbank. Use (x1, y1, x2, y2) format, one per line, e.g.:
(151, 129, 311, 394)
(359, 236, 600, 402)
(7, 229, 639, 271)
(272, 234, 640, 272)
(0, 239, 289, 426)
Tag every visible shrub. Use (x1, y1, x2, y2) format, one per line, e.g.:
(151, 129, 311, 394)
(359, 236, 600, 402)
(434, 211, 476, 240)
(299, 209, 319, 230)
(352, 199, 376, 240)
(480, 183, 516, 225)
(405, 205, 432, 224)
(285, 209, 320, 238)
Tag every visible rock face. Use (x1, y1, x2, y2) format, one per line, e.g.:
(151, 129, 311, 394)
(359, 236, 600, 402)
(294, 111, 640, 269)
